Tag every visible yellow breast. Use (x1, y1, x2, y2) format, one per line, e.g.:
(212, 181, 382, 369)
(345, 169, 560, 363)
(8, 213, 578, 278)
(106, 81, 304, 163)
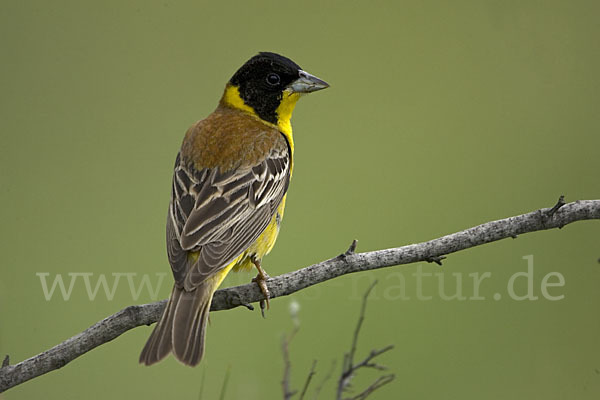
(232, 194, 287, 272)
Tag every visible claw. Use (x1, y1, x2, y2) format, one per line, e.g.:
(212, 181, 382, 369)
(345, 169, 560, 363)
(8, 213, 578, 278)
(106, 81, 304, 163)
(259, 299, 266, 318)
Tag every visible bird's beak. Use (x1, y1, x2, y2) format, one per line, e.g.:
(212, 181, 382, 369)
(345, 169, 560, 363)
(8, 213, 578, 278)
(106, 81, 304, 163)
(287, 70, 329, 93)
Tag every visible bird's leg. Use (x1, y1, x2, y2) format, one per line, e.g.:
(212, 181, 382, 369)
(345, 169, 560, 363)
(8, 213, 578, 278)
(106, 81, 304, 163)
(251, 257, 270, 315)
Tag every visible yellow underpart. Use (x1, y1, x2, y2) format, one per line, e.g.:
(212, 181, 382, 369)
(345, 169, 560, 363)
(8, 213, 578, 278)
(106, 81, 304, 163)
(188, 251, 244, 289)
(211, 255, 243, 288)
(233, 194, 287, 272)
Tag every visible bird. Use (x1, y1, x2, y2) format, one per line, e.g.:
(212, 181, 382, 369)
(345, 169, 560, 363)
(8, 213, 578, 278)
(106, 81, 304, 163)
(139, 52, 329, 366)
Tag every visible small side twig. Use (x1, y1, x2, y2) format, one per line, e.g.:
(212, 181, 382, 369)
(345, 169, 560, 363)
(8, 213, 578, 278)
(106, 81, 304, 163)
(349, 374, 395, 400)
(547, 195, 566, 218)
(312, 360, 336, 400)
(337, 281, 395, 400)
(425, 255, 446, 266)
(351, 346, 394, 372)
(344, 240, 358, 257)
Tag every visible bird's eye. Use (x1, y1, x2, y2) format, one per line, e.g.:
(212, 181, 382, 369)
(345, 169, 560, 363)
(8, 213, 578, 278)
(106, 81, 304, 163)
(266, 73, 280, 86)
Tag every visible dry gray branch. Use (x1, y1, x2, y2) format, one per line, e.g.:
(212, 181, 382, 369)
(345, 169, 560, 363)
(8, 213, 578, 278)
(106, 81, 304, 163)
(1, 198, 599, 393)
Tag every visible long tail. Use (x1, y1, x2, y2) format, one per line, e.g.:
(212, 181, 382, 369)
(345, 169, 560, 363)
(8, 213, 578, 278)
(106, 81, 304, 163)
(139, 281, 216, 366)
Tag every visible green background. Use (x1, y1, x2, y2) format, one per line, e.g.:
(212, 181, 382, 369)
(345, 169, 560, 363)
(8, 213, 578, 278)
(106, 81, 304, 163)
(1, 0, 599, 399)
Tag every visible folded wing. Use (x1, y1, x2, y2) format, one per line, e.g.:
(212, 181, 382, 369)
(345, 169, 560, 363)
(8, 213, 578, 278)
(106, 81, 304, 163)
(166, 145, 290, 291)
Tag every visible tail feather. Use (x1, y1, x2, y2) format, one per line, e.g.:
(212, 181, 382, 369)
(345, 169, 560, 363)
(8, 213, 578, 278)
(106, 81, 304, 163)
(176, 295, 211, 366)
(139, 281, 215, 366)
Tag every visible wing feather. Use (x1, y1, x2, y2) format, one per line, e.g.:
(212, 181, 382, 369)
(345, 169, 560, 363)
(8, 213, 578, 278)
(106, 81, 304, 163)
(166, 144, 290, 290)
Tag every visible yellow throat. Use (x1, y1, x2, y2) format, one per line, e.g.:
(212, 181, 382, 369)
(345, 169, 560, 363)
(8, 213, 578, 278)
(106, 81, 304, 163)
(221, 85, 300, 162)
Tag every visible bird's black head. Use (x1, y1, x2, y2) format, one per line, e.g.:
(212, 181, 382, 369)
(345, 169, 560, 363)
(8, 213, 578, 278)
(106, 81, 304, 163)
(222, 52, 329, 125)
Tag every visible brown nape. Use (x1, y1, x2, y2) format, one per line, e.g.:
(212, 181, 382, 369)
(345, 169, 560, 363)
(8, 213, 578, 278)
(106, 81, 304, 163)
(180, 105, 287, 171)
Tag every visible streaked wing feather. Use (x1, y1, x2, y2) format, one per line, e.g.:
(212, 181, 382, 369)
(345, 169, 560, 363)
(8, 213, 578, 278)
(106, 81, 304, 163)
(166, 146, 289, 289)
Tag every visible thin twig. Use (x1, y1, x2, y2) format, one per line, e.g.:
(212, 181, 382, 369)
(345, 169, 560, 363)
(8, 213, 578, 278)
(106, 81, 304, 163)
(347, 281, 378, 371)
(425, 255, 446, 266)
(1, 198, 599, 392)
(337, 282, 395, 400)
(312, 360, 336, 400)
(343, 240, 358, 257)
(547, 195, 566, 218)
(282, 327, 299, 400)
(351, 346, 394, 372)
(349, 374, 395, 400)
(298, 360, 317, 400)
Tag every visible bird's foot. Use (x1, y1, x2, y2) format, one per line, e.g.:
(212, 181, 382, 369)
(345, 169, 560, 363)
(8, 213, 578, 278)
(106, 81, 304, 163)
(252, 259, 270, 317)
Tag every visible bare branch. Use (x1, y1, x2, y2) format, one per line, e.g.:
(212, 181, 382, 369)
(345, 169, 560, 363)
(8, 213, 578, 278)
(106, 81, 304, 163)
(282, 327, 299, 400)
(347, 282, 378, 372)
(337, 282, 395, 400)
(352, 346, 394, 372)
(1, 301, 165, 393)
(1, 198, 599, 392)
